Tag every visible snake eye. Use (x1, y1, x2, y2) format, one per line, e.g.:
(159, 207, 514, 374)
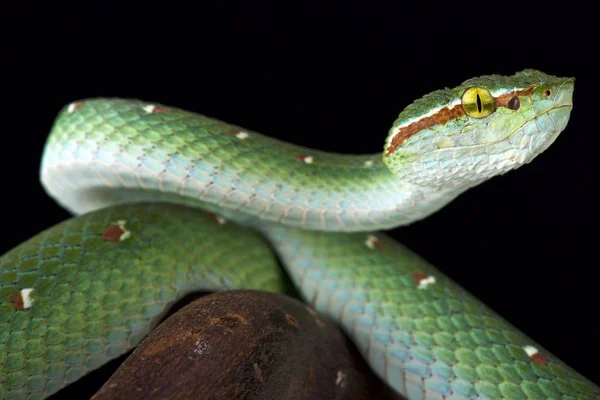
(461, 87, 496, 119)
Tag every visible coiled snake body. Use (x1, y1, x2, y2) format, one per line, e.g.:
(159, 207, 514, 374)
(1, 70, 598, 399)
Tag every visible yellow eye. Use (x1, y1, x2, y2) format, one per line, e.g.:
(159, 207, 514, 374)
(461, 87, 496, 119)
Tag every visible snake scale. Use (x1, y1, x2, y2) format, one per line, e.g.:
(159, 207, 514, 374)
(1, 69, 598, 399)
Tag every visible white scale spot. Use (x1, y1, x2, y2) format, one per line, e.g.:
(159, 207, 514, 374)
(143, 105, 156, 114)
(215, 216, 226, 225)
(114, 220, 132, 241)
(335, 370, 346, 387)
(523, 345, 539, 356)
(236, 131, 249, 140)
(303, 156, 314, 164)
(67, 102, 79, 113)
(364, 160, 374, 167)
(365, 235, 379, 249)
(417, 275, 436, 289)
(21, 288, 34, 309)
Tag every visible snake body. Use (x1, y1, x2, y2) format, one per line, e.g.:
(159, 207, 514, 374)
(1, 70, 598, 399)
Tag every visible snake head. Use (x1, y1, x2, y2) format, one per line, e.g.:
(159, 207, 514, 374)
(383, 70, 575, 188)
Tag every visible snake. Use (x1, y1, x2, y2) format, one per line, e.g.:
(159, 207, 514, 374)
(0, 69, 597, 400)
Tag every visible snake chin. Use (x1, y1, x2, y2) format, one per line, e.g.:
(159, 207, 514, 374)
(524, 104, 573, 158)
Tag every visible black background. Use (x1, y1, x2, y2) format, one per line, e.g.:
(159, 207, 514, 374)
(2, 3, 598, 398)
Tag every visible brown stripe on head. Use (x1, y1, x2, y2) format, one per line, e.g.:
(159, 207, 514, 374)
(384, 85, 537, 157)
(385, 104, 464, 157)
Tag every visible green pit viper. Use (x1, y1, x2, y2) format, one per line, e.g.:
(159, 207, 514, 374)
(1, 69, 598, 400)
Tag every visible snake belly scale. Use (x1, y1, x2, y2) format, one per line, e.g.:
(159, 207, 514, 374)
(1, 69, 598, 399)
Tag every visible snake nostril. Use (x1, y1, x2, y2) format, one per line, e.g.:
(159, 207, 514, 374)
(544, 89, 552, 98)
(506, 96, 520, 111)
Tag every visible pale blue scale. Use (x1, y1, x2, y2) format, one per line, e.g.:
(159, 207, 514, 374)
(272, 190, 293, 204)
(167, 153, 191, 167)
(199, 184, 227, 204)
(357, 313, 376, 328)
(388, 344, 411, 362)
(282, 206, 305, 225)
(106, 344, 127, 358)
(426, 376, 452, 395)
(330, 289, 351, 302)
(289, 195, 309, 207)
(412, 346, 435, 364)
(350, 289, 368, 301)
(316, 278, 338, 292)
(305, 269, 325, 283)
(431, 361, 454, 380)
(339, 308, 358, 331)
(351, 326, 372, 355)
(372, 329, 393, 345)
(385, 357, 407, 392)
(450, 378, 477, 398)
(326, 292, 350, 317)
(536, 113, 556, 134)
(376, 315, 399, 331)
(115, 152, 140, 170)
(367, 342, 389, 378)
(140, 157, 164, 173)
(253, 186, 275, 200)
(392, 329, 413, 347)
(440, 159, 457, 169)
(344, 300, 366, 315)
(312, 291, 332, 312)
(135, 168, 162, 191)
(211, 173, 238, 187)
(304, 209, 325, 228)
(307, 198, 323, 208)
(363, 302, 383, 315)
(405, 359, 430, 378)
(73, 147, 94, 163)
(231, 180, 258, 196)
(273, 181, 297, 196)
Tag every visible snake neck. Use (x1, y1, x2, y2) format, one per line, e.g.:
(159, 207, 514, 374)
(41, 98, 470, 232)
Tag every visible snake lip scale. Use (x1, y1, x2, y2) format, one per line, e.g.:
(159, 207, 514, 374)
(1, 70, 598, 400)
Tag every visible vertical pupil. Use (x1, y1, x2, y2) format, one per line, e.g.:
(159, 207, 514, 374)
(476, 93, 482, 113)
